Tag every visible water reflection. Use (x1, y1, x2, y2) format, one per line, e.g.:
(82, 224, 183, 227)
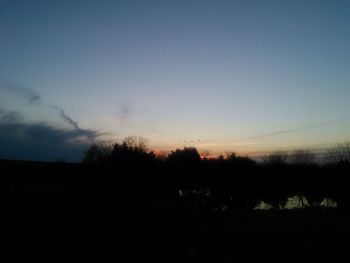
(255, 197, 337, 210)
(177, 188, 338, 211)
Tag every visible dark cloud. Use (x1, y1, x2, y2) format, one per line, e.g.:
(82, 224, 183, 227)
(0, 81, 104, 161)
(0, 109, 99, 162)
(0, 109, 22, 123)
(0, 80, 86, 133)
(248, 119, 350, 140)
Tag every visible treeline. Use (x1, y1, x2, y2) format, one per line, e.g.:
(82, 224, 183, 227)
(82, 136, 350, 166)
(1, 137, 349, 213)
(77, 137, 350, 212)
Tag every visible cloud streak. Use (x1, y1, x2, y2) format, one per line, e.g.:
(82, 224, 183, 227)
(49, 105, 80, 130)
(248, 119, 350, 140)
(0, 80, 93, 135)
(0, 80, 40, 104)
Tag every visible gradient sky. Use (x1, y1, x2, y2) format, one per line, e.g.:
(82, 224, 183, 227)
(1, 0, 350, 161)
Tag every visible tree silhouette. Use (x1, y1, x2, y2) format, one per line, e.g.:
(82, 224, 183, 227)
(167, 147, 202, 165)
(82, 143, 112, 164)
(225, 152, 256, 167)
(325, 142, 350, 164)
(82, 137, 155, 165)
(262, 151, 288, 166)
(111, 136, 155, 165)
(289, 150, 315, 165)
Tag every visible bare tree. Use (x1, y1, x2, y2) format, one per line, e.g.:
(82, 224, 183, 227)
(289, 150, 315, 165)
(325, 142, 350, 164)
(262, 151, 288, 166)
(123, 136, 137, 148)
(120, 136, 149, 152)
(82, 143, 112, 164)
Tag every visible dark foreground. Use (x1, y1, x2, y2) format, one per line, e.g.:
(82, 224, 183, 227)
(1, 160, 350, 262)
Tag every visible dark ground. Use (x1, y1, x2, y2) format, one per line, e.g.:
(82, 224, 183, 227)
(1, 160, 350, 262)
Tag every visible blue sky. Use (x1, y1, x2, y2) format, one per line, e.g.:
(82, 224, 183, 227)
(1, 0, 350, 161)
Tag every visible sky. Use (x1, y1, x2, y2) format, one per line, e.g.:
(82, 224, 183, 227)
(0, 0, 350, 161)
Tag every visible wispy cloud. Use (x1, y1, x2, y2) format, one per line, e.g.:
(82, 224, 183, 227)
(0, 80, 97, 137)
(49, 105, 80, 130)
(248, 119, 350, 140)
(0, 80, 40, 104)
